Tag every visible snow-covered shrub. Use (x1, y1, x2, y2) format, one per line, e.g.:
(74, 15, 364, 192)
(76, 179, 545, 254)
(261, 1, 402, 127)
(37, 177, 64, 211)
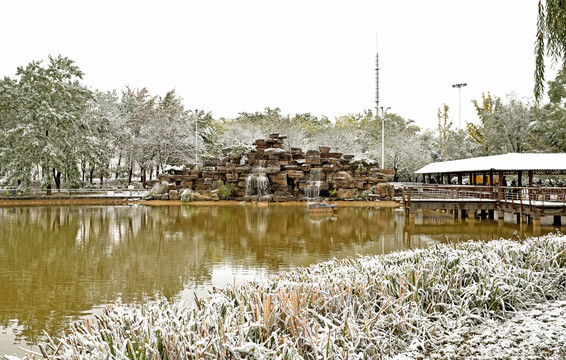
(180, 189, 194, 202)
(144, 182, 169, 199)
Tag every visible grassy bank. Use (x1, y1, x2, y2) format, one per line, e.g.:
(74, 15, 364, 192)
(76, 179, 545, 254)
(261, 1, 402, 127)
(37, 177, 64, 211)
(9, 234, 566, 359)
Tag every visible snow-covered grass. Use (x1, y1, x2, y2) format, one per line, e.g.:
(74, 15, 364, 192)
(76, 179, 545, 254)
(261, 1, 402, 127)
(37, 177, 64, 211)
(8, 234, 566, 359)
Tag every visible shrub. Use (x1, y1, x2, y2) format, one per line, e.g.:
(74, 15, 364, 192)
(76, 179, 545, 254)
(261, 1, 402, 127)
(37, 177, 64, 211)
(328, 188, 338, 197)
(217, 180, 235, 199)
(180, 189, 194, 202)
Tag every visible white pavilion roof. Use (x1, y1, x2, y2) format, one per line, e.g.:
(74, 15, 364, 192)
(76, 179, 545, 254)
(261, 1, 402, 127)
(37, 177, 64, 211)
(415, 153, 566, 174)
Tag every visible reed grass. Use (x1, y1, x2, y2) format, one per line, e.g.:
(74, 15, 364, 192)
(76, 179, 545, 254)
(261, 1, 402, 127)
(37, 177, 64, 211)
(7, 233, 566, 359)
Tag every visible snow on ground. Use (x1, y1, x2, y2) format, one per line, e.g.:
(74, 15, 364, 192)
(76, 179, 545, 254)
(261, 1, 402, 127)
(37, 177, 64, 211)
(397, 299, 566, 360)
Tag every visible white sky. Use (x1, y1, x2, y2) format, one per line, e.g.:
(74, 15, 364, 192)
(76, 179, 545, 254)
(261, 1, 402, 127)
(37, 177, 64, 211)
(0, 1, 554, 130)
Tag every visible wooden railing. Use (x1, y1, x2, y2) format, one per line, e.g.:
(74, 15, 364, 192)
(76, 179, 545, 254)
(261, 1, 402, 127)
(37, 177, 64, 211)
(402, 185, 566, 213)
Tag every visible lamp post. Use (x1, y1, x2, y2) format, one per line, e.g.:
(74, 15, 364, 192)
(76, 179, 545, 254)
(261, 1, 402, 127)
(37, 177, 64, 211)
(380, 106, 390, 170)
(452, 83, 467, 129)
(192, 109, 200, 167)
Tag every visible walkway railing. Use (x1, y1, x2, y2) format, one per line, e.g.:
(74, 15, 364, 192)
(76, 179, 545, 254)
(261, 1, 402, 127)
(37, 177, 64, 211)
(402, 185, 566, 213)
(0, 188, 146, 198)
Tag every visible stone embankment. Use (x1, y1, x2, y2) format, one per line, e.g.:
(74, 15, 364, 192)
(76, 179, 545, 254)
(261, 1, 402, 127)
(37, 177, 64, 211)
(157, 134, 393, 201)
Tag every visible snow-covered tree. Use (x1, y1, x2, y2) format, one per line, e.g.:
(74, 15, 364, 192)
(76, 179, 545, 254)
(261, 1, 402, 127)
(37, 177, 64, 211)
(468, 93, 535, 155)
(534, 0, 566, 101)
(82, 90, 124, 185)
(149, 90, 194, 173)
(120, 87, 159, 186)
(493, 94, 535, 153)
(0, 55, 91, 190)
(436, 104, 452, 160)
(531, 64, 566, 152)
(215, 118, 264, 151)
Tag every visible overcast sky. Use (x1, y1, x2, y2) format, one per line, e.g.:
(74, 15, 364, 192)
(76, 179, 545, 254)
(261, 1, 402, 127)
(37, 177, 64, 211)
(0, 1, 553, 130)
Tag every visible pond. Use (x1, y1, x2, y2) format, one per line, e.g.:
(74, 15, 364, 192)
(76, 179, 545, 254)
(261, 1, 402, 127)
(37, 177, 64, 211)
(0, 203, 562, 356)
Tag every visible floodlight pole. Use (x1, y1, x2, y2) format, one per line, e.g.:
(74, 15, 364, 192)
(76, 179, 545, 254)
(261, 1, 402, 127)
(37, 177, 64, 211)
(452, 83, 467, 129)
(380, 106, 390, 170)
(194, 109, 199, 167)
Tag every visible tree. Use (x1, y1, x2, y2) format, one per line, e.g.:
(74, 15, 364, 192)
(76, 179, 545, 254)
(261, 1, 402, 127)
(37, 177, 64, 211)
(531, 64, 566, 151)
(326, 110, 377, 156)
(468, 92, 498, 155)
(120, 87, 157, 186)
(534, 0, 566, 101)
(190, 109, 215, 165)
(436, 104, 453, 160)
(0, 55, 91, 191)
(468, 92, 494, 151)
(152, 90, 194, 172)
(492, 94, 535, 153)
(468, 92, 535, 155)
(384, 114, 426, 181)
(443, 128, 481, 161)
(223, 107, 331, 151)
(215, 118, 264, 152)
(82, 90, 124, 185)
(547, 62, 566, 104)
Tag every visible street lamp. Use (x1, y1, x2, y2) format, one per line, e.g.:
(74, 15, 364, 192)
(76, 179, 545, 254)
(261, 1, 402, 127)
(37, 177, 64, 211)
(192, 109, 200, 167)
(380, 106, 390, 170)
(452, 83, 467, 129)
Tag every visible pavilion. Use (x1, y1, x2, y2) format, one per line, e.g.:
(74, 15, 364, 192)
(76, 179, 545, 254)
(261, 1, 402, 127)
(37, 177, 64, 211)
(405, 153, 566, 226)
(415, 153, 566, 187)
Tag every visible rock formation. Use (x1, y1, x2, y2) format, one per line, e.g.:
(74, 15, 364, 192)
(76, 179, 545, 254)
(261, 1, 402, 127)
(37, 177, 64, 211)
(157, 134, 393, 201)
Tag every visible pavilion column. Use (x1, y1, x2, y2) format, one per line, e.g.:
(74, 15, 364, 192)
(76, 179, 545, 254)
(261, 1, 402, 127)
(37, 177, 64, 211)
(518, 170, 522, 187)
(422, 174, 426, 184)
(428, 174, 431, 184)
(458, 173, 462, 185)
(528, 170, 533, 187)
(471, 172, 476, 185)
(498, 170, 504, 219)
(489, 170, 494, 186)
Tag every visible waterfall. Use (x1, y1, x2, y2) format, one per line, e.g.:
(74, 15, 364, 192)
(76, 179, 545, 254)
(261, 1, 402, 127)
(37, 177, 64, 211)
(305, 167, 323, 200)
(245, 160, 271, 199)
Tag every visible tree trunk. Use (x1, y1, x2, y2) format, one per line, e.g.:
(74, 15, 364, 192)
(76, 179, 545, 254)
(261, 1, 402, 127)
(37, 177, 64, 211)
(116, 153, 122, 179)
(53, 169, 61, 190)
(141, 168, 147, 188)
(89, 166, 95, 185)
(128, 164, 133, 185)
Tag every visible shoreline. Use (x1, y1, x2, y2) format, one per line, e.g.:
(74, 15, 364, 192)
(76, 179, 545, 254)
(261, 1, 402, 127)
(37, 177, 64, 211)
(0, 198, 401, 208)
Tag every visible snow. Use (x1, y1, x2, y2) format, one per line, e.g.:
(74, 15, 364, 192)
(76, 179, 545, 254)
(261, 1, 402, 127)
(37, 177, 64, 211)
(416, 153, 566, 174)
(396, 299, 566, 359)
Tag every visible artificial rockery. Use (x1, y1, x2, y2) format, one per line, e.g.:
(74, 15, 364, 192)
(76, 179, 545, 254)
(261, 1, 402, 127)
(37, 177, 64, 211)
(154, 134, 393, 201)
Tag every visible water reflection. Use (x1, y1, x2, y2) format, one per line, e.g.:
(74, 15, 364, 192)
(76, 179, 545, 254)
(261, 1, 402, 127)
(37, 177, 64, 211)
(0, 204, 562, 355)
